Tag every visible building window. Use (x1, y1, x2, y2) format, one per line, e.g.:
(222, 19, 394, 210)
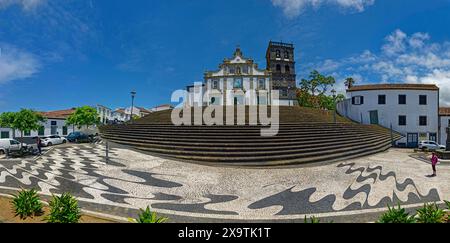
(258, 79, 266, 89)
(284, 51, 289, 59)
(352, 96, 364, 105)
(258, 96, 267, 105)
(448, 119, 450, 127)
(399, 116, 407, 126)
(63, 126, 68, 136)
(51, 121, 57, 126)
(242, 66, 249, 74)
(229, 67, 235, 74)
(281, 89, 288, 97)
(24, 130, 31, 136)
(276, 64, 281, 72)
(1, 131, 9, 139)
(233, 78, 243, 89)
(398, 95, 406, 105)
(419, 95, 427, 105)
(378, 95, 386, 105)
(419, 116, 427, 126)
(285, 65, 290, 73)
(276, 50, 281, 58)
(38, 126, 45, 136)
(212, 80, 219, 89)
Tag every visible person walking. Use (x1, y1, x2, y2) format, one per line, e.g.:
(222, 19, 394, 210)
(430, 152, 439, 177)
(36, 136, 42, 155)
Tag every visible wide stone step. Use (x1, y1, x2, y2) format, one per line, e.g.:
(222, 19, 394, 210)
(101, 131, 393, 147)
(105, 135, 392, 157)
(101, 130, 397, 147)
(128, 138, 392, 164)
(100, 130, 391, 144)
(101, 126, 379, 135)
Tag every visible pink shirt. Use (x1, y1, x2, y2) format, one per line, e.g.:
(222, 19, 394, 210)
(431, 155, 438, 165)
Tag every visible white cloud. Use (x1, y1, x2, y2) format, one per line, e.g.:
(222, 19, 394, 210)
(0, 0, 45, 11)
(307, 29, 450, 105)
(0, 44, 40, 85)
(271, 0, 375, 18)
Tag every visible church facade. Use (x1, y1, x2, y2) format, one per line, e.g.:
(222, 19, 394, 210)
(186, 41, 297, 107)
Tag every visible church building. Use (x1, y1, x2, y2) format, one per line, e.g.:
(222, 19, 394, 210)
(186, 41, 297, 107)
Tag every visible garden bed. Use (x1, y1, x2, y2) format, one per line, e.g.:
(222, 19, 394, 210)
(0, 196, 117, 223)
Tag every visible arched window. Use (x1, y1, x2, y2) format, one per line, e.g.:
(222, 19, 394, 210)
(284, 51, 289, 59)
(276, 50, 281, 58)
(285, 65, 290, 73)
(211, 97, 216, 104)
(276, 64, 281, 72)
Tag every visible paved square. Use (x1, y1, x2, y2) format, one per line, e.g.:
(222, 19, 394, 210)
(0, 144, 448, 221)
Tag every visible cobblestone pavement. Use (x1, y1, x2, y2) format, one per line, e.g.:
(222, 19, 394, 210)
(0, 144, 448, 222)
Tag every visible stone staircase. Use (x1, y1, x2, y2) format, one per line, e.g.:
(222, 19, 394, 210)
(100, 107, 403, 166)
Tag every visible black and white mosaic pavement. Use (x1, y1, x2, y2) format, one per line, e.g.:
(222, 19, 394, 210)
(0, 145, 446, 220)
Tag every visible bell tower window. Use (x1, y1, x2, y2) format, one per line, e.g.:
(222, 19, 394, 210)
(284, 51, 289, 59)
(285, 65, 290, 73)
(276, 64, 281, 72)
(276, 50, 281, 58)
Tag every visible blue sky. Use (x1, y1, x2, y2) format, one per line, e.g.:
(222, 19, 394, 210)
(1, 0, 450, 112)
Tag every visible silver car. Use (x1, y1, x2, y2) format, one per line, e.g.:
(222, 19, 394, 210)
(418, 140, 446, 151)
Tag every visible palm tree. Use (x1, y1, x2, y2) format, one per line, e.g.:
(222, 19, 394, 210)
(345, 77, 355, 89)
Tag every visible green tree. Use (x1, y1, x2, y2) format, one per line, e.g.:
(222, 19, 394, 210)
(0, 112, 17, 138)
(344, 77, 356, 89)
(297, 70, 337, 109)
(66, 106, 100, 129)
(12, 109, 46, 137)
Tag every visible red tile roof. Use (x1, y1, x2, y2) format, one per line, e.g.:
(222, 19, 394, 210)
(39, 109, 76, 119)
(439, 107, 450, 116)
(348, 84, 440, 92)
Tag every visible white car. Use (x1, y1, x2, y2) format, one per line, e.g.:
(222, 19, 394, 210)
(40, 135, 67, 147)
(418, 140, 446, 151)
(0, 138, 34, 155)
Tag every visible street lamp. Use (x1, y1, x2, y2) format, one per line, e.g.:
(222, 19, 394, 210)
(130, 91, 136, 122)
(331, 89, 337, 123)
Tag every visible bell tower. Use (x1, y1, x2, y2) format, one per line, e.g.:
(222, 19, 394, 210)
(266, 41, 297, 105)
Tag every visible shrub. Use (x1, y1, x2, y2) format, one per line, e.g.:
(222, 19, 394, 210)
(416, 203, 445, 223)
(304, 216, 321, 224)
(11, 188, 43, 220)
(445, 200, 450, 210)
(45, 193, 81, 223)
(377, 204, 416, 223)
(131, 206, 168, 223)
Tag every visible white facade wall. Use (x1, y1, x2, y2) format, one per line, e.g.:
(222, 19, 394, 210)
(97, 105, 113, 124)
(439, 115, 450, 145)
(337, 89, 439, 147)
(1, 119, 77, 138)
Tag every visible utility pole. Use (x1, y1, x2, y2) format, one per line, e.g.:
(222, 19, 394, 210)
(331, 89, 337, 123)
(105, 141, 109, 163)
(130, 91, 136, 123)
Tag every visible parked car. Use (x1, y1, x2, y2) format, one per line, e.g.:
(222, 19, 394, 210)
(419, 140, 446, 151)
(40, 135, 67, 147)
(66, 132, 92, 143)
(0, 138, 34, 156)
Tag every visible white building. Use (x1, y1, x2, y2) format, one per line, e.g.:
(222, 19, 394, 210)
(439, 108, 450, 145)
(337, 84, 440, 148)
(112, 109, 131, 122)
(151, 104, 173, 112)
(187, 47, 272, 107)
(0, 109, 78, 138)
(96, 105, 113, 124)
(124, 106, 151, 118)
